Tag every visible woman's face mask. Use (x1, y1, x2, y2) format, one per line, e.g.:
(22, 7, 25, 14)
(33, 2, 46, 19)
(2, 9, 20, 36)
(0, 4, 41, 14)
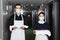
(39, 17, 44, 21)
(15, 9, 23, 14)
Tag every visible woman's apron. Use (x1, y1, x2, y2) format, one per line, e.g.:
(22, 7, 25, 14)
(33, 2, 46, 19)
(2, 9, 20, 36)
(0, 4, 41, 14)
(35, 30, 51, 40)
(10, 14, 25, 40)
(35, 34, 48, 40)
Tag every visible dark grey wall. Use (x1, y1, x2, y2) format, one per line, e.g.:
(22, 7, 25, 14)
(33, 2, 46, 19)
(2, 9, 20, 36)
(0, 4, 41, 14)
(3, 0, 13, 40)
(52, 0, 60, 40)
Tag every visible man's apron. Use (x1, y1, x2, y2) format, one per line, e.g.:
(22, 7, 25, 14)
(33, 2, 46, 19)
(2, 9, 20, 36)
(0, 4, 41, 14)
(10, 14, 25, 40)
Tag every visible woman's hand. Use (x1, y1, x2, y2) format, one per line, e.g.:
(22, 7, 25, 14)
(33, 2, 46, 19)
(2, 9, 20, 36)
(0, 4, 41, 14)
(20, 25, 25, 30)
(12, 26, 17, 30)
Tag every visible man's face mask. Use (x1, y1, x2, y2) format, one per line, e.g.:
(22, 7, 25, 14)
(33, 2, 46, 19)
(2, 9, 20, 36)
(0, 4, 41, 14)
(15, 9, 23, 14)
(39, 17, 44, 21)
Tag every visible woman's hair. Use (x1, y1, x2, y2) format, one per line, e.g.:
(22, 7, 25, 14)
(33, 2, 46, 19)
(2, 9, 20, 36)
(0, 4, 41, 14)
(38, 12, 45, 16)
(38, 12, 45, 21)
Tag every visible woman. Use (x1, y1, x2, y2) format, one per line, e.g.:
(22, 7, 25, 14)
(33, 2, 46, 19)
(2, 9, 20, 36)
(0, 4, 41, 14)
(33, 11, 51, 40)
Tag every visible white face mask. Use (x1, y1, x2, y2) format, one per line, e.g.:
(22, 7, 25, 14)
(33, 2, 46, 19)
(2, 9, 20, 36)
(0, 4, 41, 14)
(15, 9, 23, 14)
(38, 17, 45, 24)
(39, 17, 44, 21)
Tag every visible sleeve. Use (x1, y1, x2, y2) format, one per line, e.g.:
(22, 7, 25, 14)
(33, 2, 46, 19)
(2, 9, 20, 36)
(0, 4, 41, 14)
(23, 15, 29, 28)
(9, 15, 14, 31)
(9, 15, 14, 25)
(46, 23, 50, 30)
(24, 25, 29, 28)
(23, 15, 28, 25)
(45, 23, 51, 37)
(46, 30, 51, 37)
(9, 25, 14, 31)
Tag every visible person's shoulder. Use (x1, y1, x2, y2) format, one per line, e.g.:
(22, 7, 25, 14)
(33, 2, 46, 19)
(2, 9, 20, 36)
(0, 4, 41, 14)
(8, 14, 14, 20)
(8, 14, 14, 21)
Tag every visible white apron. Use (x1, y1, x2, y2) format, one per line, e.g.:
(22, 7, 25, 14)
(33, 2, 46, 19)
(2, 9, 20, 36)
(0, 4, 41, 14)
(10, 14, 25, 40)
(35, 35, 48, 40)
(35, 30, 51, 40)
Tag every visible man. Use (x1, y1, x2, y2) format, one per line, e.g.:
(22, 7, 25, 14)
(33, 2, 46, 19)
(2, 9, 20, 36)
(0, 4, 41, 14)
(9, 4, 28, 40)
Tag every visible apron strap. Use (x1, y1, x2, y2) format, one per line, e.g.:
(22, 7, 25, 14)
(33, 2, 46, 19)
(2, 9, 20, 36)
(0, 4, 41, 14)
(21, 14, 24, 20)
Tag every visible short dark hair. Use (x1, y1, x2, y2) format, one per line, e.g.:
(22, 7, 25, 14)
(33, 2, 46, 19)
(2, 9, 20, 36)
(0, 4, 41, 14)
(38, 12, 45, 16)
(15, 4, 22, 8)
